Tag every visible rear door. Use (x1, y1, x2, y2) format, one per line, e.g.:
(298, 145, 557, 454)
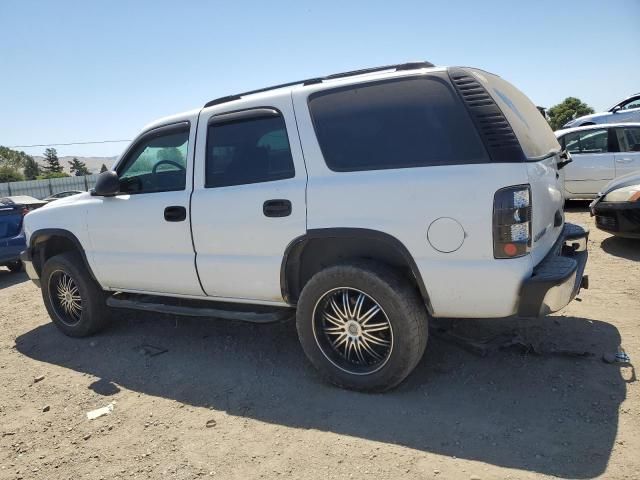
(190, 91, 307, 303)
(613, 126, 640, 178)
(561, 128, 615, 195)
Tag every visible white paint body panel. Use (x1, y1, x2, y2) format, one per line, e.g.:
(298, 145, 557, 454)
(564, 152, 615, 195)
(24, 65, 569, 318)
(293, 82, 545, 317)
(85, 111, 203, 296)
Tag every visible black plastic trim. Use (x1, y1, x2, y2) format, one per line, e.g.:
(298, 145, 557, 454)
(448, 67, 527, 163)
(518, 223, 589, 317)
(27, 228, 99, 285)
(203, 61, 435, 109)
(106, 292, 292, 323)
(209, 108, 279, 125)
(279, 228, 432, 312)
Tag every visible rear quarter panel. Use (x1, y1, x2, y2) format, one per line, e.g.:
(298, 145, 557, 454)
(293, 84, 532, 317)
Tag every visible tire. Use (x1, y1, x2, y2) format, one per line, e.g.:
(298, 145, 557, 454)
(296, 261, 428, 392)
(7, 261, 23, 273)
(41, 252, 110, 337)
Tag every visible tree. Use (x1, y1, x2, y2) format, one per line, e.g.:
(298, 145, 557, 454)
(547, 97, 595, 131)
(69, 157, 90, 176)
(0, 165, 25, 183)
(0, 146, 31, 171)
(37, 171, 69, 179)
(23, 156, 41, 180)
(42, 147, 63, 174)
(100, 163, 108, 173)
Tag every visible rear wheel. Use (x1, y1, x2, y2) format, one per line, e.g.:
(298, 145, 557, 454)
(41, 252, 109, 337)
(296, 262, 428, 392)
(6, 261, 23, 273)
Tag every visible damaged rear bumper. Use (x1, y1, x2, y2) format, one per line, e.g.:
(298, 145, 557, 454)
(518, 223, 589, 318)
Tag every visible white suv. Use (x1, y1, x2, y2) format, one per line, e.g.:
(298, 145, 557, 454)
(21, 62, 589, 391)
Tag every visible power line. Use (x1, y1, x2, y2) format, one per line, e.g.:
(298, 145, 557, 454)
(8, 139, 132, 148)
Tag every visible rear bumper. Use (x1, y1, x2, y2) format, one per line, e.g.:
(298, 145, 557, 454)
(0, 247, 23, 265)
(20, 248, 40, 288)
(518, 223, 589, 318)
(591, 201, 640, 239)
(0, 232, 26, 265)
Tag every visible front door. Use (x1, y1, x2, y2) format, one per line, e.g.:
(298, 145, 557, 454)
(613, 126, 640, 178)
(85, 120, 203, 296)
(562, 127, 615, 195)
(190, 92, 307, 303)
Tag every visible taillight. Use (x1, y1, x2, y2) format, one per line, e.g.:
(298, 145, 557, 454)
(493, 185, 531, 259)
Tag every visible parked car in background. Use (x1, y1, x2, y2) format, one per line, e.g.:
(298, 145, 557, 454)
(1, 197, 40, 272)
(0, 196, 47, 211)
(563, 93, 640, 128)
(590, 172, 640, 238)
(44, 190, 84, 202)
(555, 123, 640, 199)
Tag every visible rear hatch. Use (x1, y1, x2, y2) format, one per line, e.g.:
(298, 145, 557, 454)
(466, 69, 565, 266)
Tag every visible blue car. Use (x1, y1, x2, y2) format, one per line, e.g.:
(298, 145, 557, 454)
(1, 196, 45, 273)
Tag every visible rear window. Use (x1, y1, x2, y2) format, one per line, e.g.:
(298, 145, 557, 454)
(471, 69, 560, 160)
(308, 75, 489, 172)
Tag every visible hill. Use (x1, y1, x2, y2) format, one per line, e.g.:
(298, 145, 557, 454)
(33, 155, 118, 174)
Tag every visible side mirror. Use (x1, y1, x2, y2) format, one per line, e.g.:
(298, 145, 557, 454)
(91, 171, 120, 196)
(611, 105, 622, 113)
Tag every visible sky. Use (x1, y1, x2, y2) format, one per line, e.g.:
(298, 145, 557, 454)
(1, 0, 639, 158)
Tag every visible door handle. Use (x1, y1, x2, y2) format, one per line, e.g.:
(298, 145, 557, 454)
(263, 199, 292, 217)
(615, 158, 633, 163)
(164, 206, 187, 222)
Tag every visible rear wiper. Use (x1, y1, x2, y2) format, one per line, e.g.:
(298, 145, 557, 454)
(557, 150, 572, 170)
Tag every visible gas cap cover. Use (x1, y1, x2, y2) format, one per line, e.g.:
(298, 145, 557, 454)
(427, 217, 465, 253)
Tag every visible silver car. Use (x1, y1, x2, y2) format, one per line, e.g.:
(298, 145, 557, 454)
(563, 93, 640, 128)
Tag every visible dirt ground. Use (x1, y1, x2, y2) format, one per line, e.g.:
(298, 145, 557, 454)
(1, 203, 638, 480)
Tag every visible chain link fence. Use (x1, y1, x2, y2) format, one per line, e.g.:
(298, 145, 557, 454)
(0, 174, 100, 199)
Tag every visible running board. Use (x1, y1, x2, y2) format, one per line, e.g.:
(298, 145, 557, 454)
(106, 293, 293, 324)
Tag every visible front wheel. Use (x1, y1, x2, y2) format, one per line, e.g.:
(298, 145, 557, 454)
(41, 252, 110, 337)
(296, 262, 428, 392)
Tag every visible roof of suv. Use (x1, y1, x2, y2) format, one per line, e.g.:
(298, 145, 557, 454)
(202, 61, 436, 108)
(141, 61, 445, 134)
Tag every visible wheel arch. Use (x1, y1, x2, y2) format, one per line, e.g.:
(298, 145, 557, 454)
(28, 228, 98, 283)
(281, 228, 432, 314)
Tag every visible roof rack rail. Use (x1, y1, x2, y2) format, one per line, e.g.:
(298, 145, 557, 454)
(203, 61, 434, 109)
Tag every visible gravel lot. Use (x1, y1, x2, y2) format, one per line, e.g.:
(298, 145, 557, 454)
(0, 204, 638, 480)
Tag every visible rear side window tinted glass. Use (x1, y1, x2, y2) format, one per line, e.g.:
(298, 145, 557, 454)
(563, 129, 609, 154)
(471, 70, 561, 159)
(206, 113, 295, 188)
(308, 76, 489, 172)
(615, 127, 640, 152)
